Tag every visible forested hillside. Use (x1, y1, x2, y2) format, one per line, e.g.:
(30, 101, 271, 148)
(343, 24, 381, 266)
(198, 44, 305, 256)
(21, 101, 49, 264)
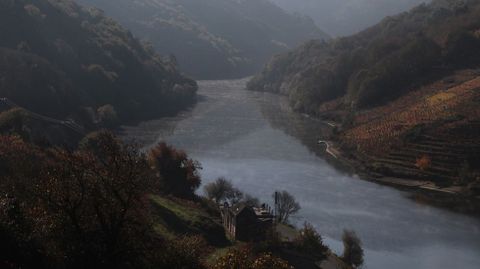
(270, 0, 427, 36)
(76, 0, 328, 79)
(249, 0, 480, 193)
(0, 0, 197, 132)
(249, 0, 480, 114)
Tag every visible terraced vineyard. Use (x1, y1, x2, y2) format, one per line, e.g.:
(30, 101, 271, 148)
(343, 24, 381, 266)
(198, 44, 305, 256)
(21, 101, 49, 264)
(341, 70, 480, 187)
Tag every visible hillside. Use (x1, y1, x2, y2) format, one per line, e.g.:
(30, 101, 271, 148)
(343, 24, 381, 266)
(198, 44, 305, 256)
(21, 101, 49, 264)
(249, 0, 480, 113)
(75, 0, 328, 79)
(0, 131, 352, 269)
(341, 69, 480, 196)
(270, 0, 427, 37)
(249, 0, 480, 194)
(0, 0, 197, 132)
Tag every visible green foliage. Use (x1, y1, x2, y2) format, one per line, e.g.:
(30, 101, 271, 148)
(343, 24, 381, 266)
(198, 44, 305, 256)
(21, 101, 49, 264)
(0, 0, 197, 126)
(444, 30, 480, 66)
(249, 0, 480, 114)
(150, 195, 228, 246)
(356, 37, 442, 108)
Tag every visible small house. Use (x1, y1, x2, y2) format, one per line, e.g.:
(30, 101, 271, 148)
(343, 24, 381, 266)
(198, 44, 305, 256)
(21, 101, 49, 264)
(220, 202, 274, 242)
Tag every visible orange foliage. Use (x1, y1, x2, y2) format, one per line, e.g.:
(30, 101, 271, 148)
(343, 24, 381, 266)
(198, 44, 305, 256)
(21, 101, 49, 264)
(342, 75, 480, 155)
(416, 155, 432, 171)
(211, 247, 293, 269)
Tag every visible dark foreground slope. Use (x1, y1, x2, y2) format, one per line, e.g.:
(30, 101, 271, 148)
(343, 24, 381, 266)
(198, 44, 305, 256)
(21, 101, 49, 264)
(0, 0, 197, 129)
(249, 0, 480, 196)
(76, 0, 328, 79)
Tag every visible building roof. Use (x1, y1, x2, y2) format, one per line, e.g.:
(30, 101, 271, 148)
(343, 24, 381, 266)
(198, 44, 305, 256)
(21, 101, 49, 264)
(230, 202, 249, 216)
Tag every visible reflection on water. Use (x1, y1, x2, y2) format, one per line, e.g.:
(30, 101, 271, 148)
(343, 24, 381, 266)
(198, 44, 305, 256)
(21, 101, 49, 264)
(120, 79, 480, 269)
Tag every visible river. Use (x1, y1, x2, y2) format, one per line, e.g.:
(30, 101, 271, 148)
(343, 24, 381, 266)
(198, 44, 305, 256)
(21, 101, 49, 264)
(120, 79, 480, 269)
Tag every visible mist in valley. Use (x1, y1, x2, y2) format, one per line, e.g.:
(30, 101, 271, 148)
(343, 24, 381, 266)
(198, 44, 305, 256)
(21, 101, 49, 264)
(1, 1, 479, 269)
(270, 0, 429, 36)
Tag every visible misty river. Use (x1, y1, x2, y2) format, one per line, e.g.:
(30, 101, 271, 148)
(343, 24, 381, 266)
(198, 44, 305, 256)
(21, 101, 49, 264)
(120, 79, 480, 269)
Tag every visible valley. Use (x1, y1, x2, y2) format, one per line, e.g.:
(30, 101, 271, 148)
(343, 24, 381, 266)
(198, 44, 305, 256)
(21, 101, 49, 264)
(1, 0, 480, 268)
(120, 79, 480, 269)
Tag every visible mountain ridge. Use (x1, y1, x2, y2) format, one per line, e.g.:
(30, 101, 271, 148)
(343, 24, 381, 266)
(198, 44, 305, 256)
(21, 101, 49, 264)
(76, 0, 329, 79)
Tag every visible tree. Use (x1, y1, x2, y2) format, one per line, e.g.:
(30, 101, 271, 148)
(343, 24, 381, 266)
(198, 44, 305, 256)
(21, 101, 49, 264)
(203, 177, 243, 205)
(274, 191, 300, 223)
(147, 142, 201, 198)
(294, 222, 329, 259)
(342, 230, 364, 268)
(0, 133, 163, 268)
(204, 177, 233, 203)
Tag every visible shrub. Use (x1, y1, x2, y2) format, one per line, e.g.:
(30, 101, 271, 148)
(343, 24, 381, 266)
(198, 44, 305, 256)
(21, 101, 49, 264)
(97, 104, 119, 127)
(0, 108, 28, 134)
(416, 155, 432, 171)
(293, 222, 329, 259)
(159, 235, 211, 269)
(148, 142, 201, 198)
(211, 247, 292, 269)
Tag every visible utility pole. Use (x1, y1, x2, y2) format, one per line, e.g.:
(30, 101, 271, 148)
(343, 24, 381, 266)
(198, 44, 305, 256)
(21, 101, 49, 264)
(274, 191, 278, 225)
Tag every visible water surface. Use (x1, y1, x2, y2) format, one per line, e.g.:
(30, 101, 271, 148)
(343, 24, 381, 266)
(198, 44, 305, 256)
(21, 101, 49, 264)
(121, 79, 480, 269)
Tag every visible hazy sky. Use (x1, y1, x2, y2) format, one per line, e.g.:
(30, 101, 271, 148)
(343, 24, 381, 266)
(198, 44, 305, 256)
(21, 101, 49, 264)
(270, 0, 429, 36)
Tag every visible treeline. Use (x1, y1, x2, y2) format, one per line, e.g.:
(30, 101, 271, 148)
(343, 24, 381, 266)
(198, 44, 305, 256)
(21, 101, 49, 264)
(248, 0, 480, 115)
(0, 0, 197, 130)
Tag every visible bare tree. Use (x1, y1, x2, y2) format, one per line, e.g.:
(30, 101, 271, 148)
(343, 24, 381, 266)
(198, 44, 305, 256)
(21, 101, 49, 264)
(274, 190, 300, 223)
(204, 177, 243, 205)
(342, 229, 364, 268)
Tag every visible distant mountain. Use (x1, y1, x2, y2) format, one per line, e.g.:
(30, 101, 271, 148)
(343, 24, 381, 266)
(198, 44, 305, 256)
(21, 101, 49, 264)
(75, 0, 329, 79)
(270, 0, 427, 36)
(0, 0, 197, 128)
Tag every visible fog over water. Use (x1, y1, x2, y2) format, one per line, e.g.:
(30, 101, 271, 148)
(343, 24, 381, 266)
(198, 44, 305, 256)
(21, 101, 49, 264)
(120, 79, 480, 269)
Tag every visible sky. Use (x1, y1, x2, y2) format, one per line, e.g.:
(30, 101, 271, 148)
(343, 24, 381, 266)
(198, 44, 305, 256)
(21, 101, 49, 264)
(269, 0, 429, 36)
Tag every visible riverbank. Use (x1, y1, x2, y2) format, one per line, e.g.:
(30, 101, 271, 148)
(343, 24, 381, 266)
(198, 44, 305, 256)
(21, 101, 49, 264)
(320, 138, 480, 216)
(120, 79, 480, 269)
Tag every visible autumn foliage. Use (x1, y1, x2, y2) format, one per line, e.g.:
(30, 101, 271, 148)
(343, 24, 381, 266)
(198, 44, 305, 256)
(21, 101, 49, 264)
(416, 155, 432, 171)
(211, 247, 293, 269)
(0, 132, 203, 268)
